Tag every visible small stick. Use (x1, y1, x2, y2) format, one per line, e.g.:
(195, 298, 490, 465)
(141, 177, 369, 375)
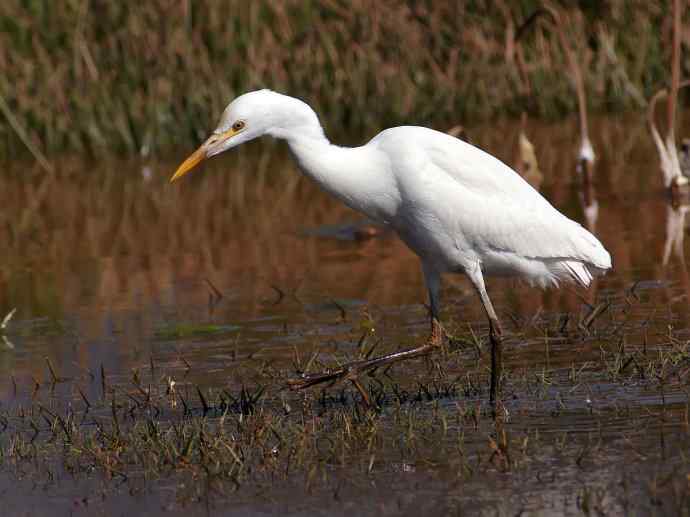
(1, 308, 16, 330)
(45, 357, 59, 384)
(0, 93, 54, 174)
(204, 278, 223, 300)
(667, 0, 682, 146)
(101, 364, 107, 398)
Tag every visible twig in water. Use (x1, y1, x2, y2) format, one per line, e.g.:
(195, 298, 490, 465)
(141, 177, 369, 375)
(45, 357, 60, 384)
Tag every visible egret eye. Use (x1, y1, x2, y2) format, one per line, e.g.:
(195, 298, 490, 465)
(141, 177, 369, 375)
(232, 120, 246, 131)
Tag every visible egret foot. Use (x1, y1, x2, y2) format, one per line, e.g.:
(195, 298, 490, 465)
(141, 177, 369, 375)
(489, 319, 504, 404)
(287, 318, 447, 404)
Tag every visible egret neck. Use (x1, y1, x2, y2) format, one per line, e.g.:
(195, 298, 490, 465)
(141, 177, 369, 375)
(279, 127, 398, 224)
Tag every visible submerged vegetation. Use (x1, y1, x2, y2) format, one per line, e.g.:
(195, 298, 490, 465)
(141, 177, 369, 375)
(0, 0, 683, 160)
(1, 284, 689, 513)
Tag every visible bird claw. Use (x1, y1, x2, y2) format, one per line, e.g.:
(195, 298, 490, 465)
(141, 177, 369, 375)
(287, 332, 444, 397)
(288, 360, 380, 406)
(287, 360, 371, 391)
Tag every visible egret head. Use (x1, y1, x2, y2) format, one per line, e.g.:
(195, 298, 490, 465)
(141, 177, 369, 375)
(170, 89, 322, 182)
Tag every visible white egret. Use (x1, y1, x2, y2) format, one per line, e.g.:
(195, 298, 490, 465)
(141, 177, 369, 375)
(171, 89, 612, 402)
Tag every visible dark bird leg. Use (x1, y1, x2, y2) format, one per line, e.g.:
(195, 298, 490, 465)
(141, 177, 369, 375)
(467, 264, 503, 403)
(287, 266, 446, 401)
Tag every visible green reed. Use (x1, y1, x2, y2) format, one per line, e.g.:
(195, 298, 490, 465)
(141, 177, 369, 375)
(0, 1, 678, 160)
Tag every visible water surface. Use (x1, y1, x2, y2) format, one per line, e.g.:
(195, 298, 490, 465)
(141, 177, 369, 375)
(0, 114, 689, 515)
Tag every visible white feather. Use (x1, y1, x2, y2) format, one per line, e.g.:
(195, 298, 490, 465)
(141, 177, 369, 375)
(367, 126, 611, 287)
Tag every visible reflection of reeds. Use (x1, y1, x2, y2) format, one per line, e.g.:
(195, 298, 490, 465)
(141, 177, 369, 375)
(0, 1, 679, 159)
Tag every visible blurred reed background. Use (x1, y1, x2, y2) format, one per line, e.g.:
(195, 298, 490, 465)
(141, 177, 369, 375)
(0, 0, 682, 160)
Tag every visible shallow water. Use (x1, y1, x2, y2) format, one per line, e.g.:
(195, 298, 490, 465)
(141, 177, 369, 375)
(1, 113, 689, 515)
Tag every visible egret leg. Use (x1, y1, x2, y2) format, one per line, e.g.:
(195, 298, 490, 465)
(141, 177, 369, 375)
(287, 265, 446, 401)
(423, 263, 445, 347)
(466, 264, 503, 403)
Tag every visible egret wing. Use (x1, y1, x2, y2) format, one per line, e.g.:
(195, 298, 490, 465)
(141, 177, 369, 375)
(374, 126, 610, 269)
(426, 133, 610, 268)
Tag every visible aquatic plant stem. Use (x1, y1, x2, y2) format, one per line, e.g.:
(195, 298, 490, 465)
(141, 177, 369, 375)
(667, 0, 681, 147)
(0, 92, 54, 173)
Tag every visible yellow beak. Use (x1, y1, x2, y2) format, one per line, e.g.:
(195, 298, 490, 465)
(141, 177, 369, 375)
(170, 146, 207, 183)
(170, 128, 241, 183)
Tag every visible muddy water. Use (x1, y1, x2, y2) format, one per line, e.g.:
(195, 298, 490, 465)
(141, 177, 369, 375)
(0, 114, 689, 515)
